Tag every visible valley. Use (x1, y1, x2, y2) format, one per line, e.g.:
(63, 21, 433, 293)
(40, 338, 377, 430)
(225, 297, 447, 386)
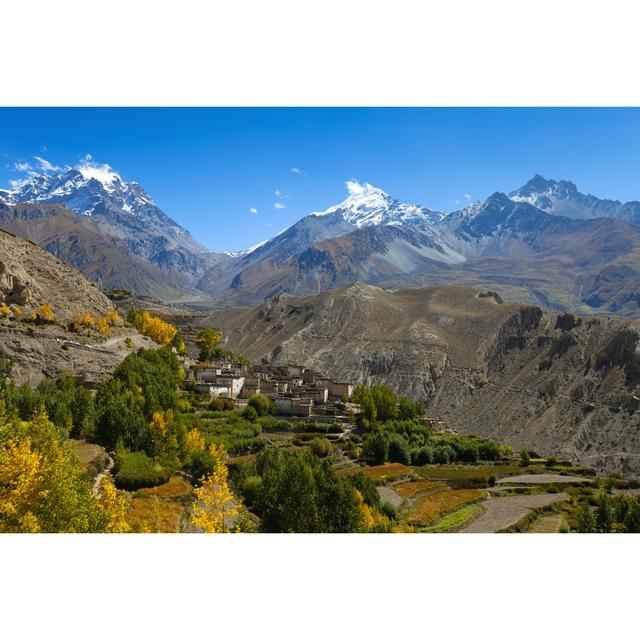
(3, 165, 640, 533)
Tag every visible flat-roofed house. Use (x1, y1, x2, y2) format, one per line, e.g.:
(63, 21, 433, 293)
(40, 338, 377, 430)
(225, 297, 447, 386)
(328, 381, 353, 400)
(275, 396, 313, 417)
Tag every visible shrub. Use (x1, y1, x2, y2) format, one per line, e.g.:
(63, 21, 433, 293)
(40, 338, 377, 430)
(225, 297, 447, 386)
(114, 449, 171, 490)
(187, 448, 217, 482)
(310, 437, 332, 458)
(520, 449, 531, 467)
(242, 406, 259, 422)
(248, 393, 274, 417)
(209, 397, 235, 411)
(240, 475, 263, 507)
(488, 474, 497, 487)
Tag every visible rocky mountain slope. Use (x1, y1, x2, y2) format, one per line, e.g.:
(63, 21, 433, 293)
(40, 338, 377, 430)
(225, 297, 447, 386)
(510, 174, 640, 224)
(0, 228, 154, 385)
(206, 283, 640, 475)
(196, 182, 445, 300)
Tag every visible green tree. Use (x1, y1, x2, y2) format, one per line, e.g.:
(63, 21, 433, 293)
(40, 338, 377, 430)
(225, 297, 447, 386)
(576, 503, 596, 533)
(387, 433, 411, 465)
(361, 431, 388, 466)
(397, 396, 424, 420)
(248, 393, 274, 417)
(372, 384, 397, 422)
(624, 497, 640, 533)
(520, 449, 531, 467)
(255, 449, 364, 533)
(197, 328, 223, 361)
(596, 491, 613, 533)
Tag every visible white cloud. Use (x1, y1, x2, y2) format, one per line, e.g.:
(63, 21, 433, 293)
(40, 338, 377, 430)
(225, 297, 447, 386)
(249, 207, 258, 215)
(76, 154, 120, 184)
(464, 193, 471, 200)
(34, 156, 63, 172)
(13, 161, 33, 172)
(274, 202, 286, 209)
(291, 167, 302, 174)
(9, 177, 29, 188)
(275, 189, 282, 196)
(346, 179, 372, 196)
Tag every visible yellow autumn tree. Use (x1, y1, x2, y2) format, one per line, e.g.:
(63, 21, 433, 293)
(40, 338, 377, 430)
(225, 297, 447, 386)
(354, 489, 392, 533)
(96, 472, 130, 533)
(0, 436, 46, 532)
(191, 443, 238, 533)
(0, 406, 111, 533)
(185, 428, 205, 453)
(105, 309, 123, 326)
(95, 316, 111, 336)
(0, 303, 11, 318)
(37, 302, 56, 323)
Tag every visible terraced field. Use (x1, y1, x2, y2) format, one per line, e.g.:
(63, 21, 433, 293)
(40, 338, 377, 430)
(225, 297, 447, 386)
(406, 488, 485, 527)
(496, 473, 589, 485)
(461, 493, 568, 533)
(423, 504, 482, 532)
(528, 514, 565, 533)
(352, 463, 414, 482)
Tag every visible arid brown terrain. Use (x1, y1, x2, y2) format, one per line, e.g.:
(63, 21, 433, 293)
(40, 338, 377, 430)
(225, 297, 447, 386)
(206, 283, 640, 474)
(0, 228, 155, 385)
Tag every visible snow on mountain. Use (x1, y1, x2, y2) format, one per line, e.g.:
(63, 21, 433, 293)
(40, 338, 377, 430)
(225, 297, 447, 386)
(0, 160, 204, 252)
(223, 238, 270, 257)
(311, 180, 445, 227)
(4, 166, 156, 218)
(509, 174, 640, 224)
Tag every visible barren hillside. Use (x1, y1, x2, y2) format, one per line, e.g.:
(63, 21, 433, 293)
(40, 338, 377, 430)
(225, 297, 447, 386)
(0, 228, 154, 385)
(206, 283, 640, 474)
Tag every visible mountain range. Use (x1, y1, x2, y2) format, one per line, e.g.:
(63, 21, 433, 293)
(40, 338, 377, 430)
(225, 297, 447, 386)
(2, 167, 640, 315)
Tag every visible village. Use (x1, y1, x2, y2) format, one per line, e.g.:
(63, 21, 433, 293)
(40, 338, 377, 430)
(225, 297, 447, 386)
(182, 357, 359, 422)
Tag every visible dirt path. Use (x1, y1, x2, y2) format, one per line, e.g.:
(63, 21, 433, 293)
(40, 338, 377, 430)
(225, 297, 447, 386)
(461, 493, 567, 533)
(92, 453, 114, 496)
(497, 473, 589, 485)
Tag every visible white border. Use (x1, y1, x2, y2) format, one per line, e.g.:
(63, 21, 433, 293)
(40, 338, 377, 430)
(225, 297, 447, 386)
(1, 1, 639, 106)
(2, 1, 639, 637)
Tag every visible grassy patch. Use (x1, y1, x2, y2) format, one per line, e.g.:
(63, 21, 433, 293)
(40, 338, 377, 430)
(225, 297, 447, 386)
(394, 480, 446, 498)
(414, 464, 544, 487)
(422, 503, 482, 532)
(406, 488, 484, 527)
(136, 475, 192, 498)
(351, 463, 413, 483)
(115, 450, 172, 490)
(127, 496, 184, 533)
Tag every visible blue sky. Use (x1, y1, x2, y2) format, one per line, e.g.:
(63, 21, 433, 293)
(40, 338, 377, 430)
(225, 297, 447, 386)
(1, 107, 640, 252)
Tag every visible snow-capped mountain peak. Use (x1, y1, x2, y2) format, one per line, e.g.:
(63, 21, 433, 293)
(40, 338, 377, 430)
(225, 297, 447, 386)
(311, 180, 445, 227)
(0, 159, 205, 253)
